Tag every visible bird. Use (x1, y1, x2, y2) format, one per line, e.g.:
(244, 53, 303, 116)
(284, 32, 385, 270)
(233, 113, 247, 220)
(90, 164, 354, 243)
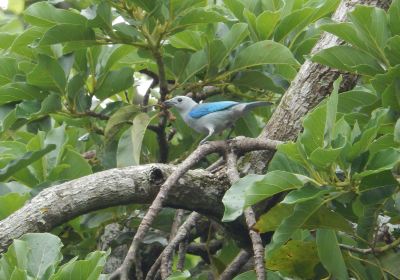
(163, 96, 271, 144)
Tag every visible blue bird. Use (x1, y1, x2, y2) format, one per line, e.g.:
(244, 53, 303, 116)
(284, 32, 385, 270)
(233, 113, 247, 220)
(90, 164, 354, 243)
(163, 96, 271, 144)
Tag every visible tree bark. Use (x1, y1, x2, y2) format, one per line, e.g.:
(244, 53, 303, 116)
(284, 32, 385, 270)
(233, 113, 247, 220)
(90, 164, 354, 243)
(0, 164, 228, 252)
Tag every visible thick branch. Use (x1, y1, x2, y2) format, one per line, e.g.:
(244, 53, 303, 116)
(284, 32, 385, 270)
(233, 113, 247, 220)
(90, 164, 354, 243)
(0, 164, 226, 253)
(220, 249, 251, 280)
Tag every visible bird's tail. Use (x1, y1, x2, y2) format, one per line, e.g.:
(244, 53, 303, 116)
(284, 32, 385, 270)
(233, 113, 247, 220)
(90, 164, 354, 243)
(244, 101, 272, 112)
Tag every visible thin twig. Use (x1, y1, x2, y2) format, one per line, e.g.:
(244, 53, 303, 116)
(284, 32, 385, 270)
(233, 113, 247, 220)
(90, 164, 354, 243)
(220, 249, 252, 280)
(176, 238, 188, 271)
(340, 237, 400, 254)
(145, 255, 162, 280)
(161, 212, 202, 279)
(226, 152, 266, 280)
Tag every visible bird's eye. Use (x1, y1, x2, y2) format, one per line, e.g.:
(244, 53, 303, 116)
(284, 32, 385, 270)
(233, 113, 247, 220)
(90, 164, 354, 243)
(177, 98, 182, 102)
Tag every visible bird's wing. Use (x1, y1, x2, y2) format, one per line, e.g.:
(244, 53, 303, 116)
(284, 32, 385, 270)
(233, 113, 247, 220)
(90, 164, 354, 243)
(189, 101, 238, 119)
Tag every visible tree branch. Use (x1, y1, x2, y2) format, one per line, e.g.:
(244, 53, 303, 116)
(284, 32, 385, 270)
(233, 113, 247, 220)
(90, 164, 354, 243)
(226, 152, 266, 280)
(340, 237, 400, 254)
(220, 249, 251, 280)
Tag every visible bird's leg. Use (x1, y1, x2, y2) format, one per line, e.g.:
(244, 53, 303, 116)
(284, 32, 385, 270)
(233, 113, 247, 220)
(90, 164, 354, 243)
(199, 128, 214, 145)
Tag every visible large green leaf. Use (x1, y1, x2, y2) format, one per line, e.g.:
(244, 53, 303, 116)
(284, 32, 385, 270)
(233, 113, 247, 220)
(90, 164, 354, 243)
(267, 240, 319, 279)
(104, 105, 139, 141)
(282, 185, 333, 204)
(222, 174, 264, 222)
(349, 5, 390, 63)
(170, 30, 206, 51)
(27, 55, 66, 93)
(95, 67, 134, 100)
(176, 7, 227, 25)
(388, 0, 400, 35)
(0, 58, 18, 86)
(312, 46, 384, 76)
(50, 251, 108, 280)
(244, 171, 310, 207)
(232, 71, 284, 93)
(0, 144, 56, 182)
(117, 113, 155, 167)
(316, 229, 349, 280)
(255, 204, 352, 233)
(359, 170, 399, 205)
(24, 2, 88, 27)
(268, 197, 326, 255)
(384, 35, 400, 66)
(57, 148, 92, 181)
(230, 40, 299, 73)
(0, 192, 29, 220)
(0, 83, 47, 105)
(40, 24, 95, 45)
(300, 106, 326, 155)
(256, 10, 280, 40)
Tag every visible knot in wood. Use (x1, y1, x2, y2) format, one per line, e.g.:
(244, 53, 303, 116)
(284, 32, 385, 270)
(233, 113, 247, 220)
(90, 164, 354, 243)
(149, 167, 164, 184)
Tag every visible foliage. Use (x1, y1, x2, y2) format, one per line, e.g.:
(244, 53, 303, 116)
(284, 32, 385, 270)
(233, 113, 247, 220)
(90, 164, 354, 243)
(0, 0, 398, 279)
(0, 232, 108, 280)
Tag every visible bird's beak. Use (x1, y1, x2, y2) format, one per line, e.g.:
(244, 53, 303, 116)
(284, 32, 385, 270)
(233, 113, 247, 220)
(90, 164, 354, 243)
(163, 100, 174, 107)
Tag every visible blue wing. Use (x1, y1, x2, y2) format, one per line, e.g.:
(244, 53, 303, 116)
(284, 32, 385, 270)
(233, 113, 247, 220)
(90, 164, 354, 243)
(189, 101, 238, 119)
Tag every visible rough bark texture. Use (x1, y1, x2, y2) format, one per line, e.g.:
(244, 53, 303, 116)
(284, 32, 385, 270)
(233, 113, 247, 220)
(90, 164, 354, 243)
(0, 164, 227, 252)
(249, 0, 391, 173)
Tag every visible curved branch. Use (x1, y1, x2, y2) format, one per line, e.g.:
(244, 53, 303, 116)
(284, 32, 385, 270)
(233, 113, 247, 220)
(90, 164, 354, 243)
(0, 164, 226, 253)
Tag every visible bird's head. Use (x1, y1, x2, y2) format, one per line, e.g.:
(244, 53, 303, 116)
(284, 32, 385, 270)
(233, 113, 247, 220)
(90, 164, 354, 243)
(163, 96, 197, 112)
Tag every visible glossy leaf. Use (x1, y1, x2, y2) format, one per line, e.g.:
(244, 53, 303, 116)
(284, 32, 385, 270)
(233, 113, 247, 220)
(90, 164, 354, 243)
(282, 185, 333, 204)
(0, 83, 47, 105)
(230, 40, 299, 73)
(267, 240, 319, 279)
(95, 67, 134, 100)
(316, 229, 349, 280)
(222, 174, 264, 222)
(24, 2, 88, 27)
(40, 24, 95, 45)
(0, 192, 29, 220)
(312, 46, 384, 76)
(244, 171, 311, 207)
(359, 170, 399, 205)
(105, 105, 138, 141)
(0, 144, 56, 182)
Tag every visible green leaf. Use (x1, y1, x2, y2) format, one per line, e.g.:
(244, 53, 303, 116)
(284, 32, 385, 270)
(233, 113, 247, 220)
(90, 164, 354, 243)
(268, 198, 325, 254)
(256, 10, 280, 40)
(312, 46, 384, 76)
(117, 113, 155, 167)
(95, 67, 134, 100)
(27, 55, 67, 93)
(388, 0, 400, 35)
(58, 148, 92, 181)
(266, 240, 319, 279)
(51, 251, 108, 280)
(0, 58, 18, 87)
(309, 146, 343, 169)
(222, 174, 264, 222)
(230, 40, 299, 73)
(337, 90, 378, 113)
(384, 35, 400, 66)
(255, 203, 352, 234)
(0, 192, 30, 220)
(233, 71, 284, 93)
(0, 144, 56, 182)
(395, 118, 400, 143)
(349, 5, 390, 61)
(359, 170, 399, 205)
(170, 30, 206, 51)
(105, 105, 138, 141)
(221, 23, 249, 56)
(24, 2, 88, 27)
(316, 229, 349, 280)
(0, 83, 47, 105)
(40, 24, 95, 45)
(254, 203, 294, 233)
(274, 7, 314, 42)
(180, 50, 207, 82)
(325, 77, 340, 144)
(177, 7, 227, 25)
(282, 185, 333, 204)
(300, 106, 326, 155)
(224, 0, 245, 21)
(244, 171, 310, 207)
(165, 270, 191, 280)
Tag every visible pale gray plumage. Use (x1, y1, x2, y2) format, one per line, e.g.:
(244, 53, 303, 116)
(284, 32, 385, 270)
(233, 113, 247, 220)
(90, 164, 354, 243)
(164, 96, 270, 144)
